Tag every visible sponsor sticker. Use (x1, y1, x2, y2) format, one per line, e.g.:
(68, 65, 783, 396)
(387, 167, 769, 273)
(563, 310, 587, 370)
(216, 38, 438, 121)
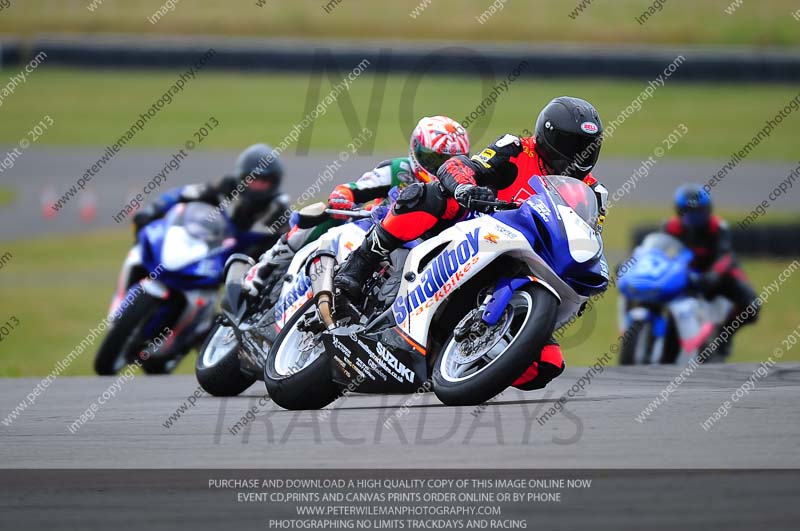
(581, 122, 599, 134)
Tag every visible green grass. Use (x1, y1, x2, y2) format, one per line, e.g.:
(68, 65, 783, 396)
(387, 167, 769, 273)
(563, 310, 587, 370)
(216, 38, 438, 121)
(1, 207, 798, 377)
(0, 186, 15, 206)
(1, 69, 798, 160)
(1, 0, 798, 47)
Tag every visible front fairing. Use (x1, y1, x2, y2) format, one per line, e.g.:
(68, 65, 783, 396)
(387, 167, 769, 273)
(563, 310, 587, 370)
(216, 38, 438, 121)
(139, 202, 240, 290)
(619, 234, 692, 303)
(490, 175, 608, 296)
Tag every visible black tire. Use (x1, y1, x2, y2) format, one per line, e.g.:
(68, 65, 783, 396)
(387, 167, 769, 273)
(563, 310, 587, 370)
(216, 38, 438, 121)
(195, 323, 256, 396)
(264, 300, 341, 410)
(619, 319, 653, 365)
(141, 349, 188, 375)
(94, 291, 162, 375)
(432, 283, 559, 407)
(660, 319, 681, 364)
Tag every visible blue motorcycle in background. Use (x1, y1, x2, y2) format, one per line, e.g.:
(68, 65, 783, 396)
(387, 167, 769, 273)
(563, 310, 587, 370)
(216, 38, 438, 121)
(618, 233, 732, 365)
(94, 201, 270, 375)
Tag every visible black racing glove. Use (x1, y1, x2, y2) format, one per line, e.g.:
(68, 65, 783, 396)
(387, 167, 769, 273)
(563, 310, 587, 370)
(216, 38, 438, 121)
(454, 184, 497, 213)
(690, 271, 720, 294)
(133, 208, 159, 232)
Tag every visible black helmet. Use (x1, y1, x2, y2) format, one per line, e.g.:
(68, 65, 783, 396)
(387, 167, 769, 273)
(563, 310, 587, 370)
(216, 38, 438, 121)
(534, 96, 603, 180)
(234, 143, 283, 195)
(675, 183, 712, 229)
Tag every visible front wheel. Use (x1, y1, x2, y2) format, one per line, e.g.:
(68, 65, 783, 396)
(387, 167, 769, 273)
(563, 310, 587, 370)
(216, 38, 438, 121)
(94, 291, 162, 375)
(433, 283, 559, 406)
(195, 323, 256, 396)
(619, 319, 654, 365)
(264, 300, 341, 410)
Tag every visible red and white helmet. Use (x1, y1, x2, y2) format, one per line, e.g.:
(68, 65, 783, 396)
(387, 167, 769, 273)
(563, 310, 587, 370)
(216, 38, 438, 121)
(409, 116, 470, 183)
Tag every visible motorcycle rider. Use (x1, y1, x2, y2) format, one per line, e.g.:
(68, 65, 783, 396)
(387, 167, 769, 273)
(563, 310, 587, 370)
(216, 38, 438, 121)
(663, 184, 759, 355)
(335, 96, 609, 391)
(133, 143, 290, 255)
(241, 116, 471, 298)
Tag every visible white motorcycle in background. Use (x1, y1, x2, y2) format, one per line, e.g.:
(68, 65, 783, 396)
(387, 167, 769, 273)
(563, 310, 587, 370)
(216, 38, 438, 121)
(195, 203, 372, 396)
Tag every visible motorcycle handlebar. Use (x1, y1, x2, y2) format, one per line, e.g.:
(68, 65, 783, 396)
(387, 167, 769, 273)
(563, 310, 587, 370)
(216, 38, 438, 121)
(324, 208, 374, 219)
(468, 199, 519, 211)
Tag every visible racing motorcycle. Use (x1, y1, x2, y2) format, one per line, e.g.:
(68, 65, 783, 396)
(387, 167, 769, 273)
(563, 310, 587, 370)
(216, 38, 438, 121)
(617, 232, 733, 365)
(94, 201, 271, 375)
(195, 204, 373, 396)
(264, 175, 609, 409)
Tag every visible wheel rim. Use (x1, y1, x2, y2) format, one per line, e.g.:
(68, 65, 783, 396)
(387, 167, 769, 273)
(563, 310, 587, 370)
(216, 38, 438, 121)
(438, 291, 534, 383)
(202, 325, 238, 367)
(272, 313, 324, 378)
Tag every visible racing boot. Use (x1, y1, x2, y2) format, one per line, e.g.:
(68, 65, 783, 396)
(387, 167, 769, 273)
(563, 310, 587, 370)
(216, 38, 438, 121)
(243, 228, 307, 298)
(512, 341, 565, 391)
(334, 225, 400, 304)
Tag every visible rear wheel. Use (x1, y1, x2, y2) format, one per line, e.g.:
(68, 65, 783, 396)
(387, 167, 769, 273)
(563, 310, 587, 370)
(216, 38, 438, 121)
(195, 323, 256, 396)
(433, 283, 558, 406)
(264, 301, 341, 410)
(94, 291, 161, 375)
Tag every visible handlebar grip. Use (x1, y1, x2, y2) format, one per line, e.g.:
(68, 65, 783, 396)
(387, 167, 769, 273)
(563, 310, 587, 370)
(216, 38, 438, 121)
(467, 199, 518, 211)
(324, 208, 373, 219)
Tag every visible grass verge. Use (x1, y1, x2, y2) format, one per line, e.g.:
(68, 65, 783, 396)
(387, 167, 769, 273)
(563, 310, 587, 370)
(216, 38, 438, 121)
(0, 69, 798, 160)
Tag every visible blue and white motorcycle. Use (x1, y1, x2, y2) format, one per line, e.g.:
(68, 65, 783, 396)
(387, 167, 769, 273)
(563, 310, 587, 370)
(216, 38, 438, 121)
(265, 175, 609, 409)
(617, 233, 732, 365)
(94, 201, 270, 375)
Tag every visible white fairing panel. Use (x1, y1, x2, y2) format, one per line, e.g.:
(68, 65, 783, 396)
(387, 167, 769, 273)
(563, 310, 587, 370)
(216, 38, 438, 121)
(392, 216, 589, 347)
(669, 295, 733, 361)
(557, 205, 602, 263)
(275, 222, 368, 329)
(109, 245, 144, 316)
(161, 226, 209, 270)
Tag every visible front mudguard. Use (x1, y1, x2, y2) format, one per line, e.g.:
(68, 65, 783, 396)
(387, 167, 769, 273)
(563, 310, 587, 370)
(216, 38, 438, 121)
(482, 276, 561, 326)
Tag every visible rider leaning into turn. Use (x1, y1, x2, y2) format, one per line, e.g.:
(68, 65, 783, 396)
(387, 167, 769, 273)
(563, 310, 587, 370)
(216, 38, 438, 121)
(132, 143, 291, 255)
(241, 115, 471, 298)
(663, 184, 760, 355)
(335, 96, 609, 392)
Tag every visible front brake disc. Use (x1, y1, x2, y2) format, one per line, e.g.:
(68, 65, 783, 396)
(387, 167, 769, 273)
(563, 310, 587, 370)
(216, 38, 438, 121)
(453, 307, 514, 365)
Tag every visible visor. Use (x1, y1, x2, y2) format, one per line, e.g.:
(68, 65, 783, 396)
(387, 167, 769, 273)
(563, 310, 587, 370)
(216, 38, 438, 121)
(413, 140, 453, 175)
(545, 129, 601, 169)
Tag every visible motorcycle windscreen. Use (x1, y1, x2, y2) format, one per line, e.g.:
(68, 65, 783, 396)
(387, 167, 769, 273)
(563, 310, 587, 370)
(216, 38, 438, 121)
(160, 202, 233, 271)
(539, 174, 600, 229)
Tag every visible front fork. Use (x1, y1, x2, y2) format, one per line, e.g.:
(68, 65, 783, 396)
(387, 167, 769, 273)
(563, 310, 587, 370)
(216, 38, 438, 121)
(625, 305, 667, 364)
(480, 276, 537, 326)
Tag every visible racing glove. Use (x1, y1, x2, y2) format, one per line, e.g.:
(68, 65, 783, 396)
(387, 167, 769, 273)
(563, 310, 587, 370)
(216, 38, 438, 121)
(454, 184, 496, 213)
(242, 261, 268, 298)
(132, 207, 161, 237)
(689, 271, 720, 294)
(328, 187, 356, 219)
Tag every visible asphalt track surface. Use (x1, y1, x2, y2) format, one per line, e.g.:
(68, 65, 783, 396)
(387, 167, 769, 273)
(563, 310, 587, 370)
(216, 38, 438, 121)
(2, 363, 800, 529)
(1, 146, 798, 240)
(3, 363, 799, 469)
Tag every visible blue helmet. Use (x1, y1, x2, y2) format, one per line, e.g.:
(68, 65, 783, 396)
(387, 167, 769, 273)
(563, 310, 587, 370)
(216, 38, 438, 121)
(675, 183, 711, 228)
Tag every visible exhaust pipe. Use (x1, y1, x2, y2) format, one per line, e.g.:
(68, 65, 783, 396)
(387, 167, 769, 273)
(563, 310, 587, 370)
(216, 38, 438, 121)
(306, 250, 337, 329)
